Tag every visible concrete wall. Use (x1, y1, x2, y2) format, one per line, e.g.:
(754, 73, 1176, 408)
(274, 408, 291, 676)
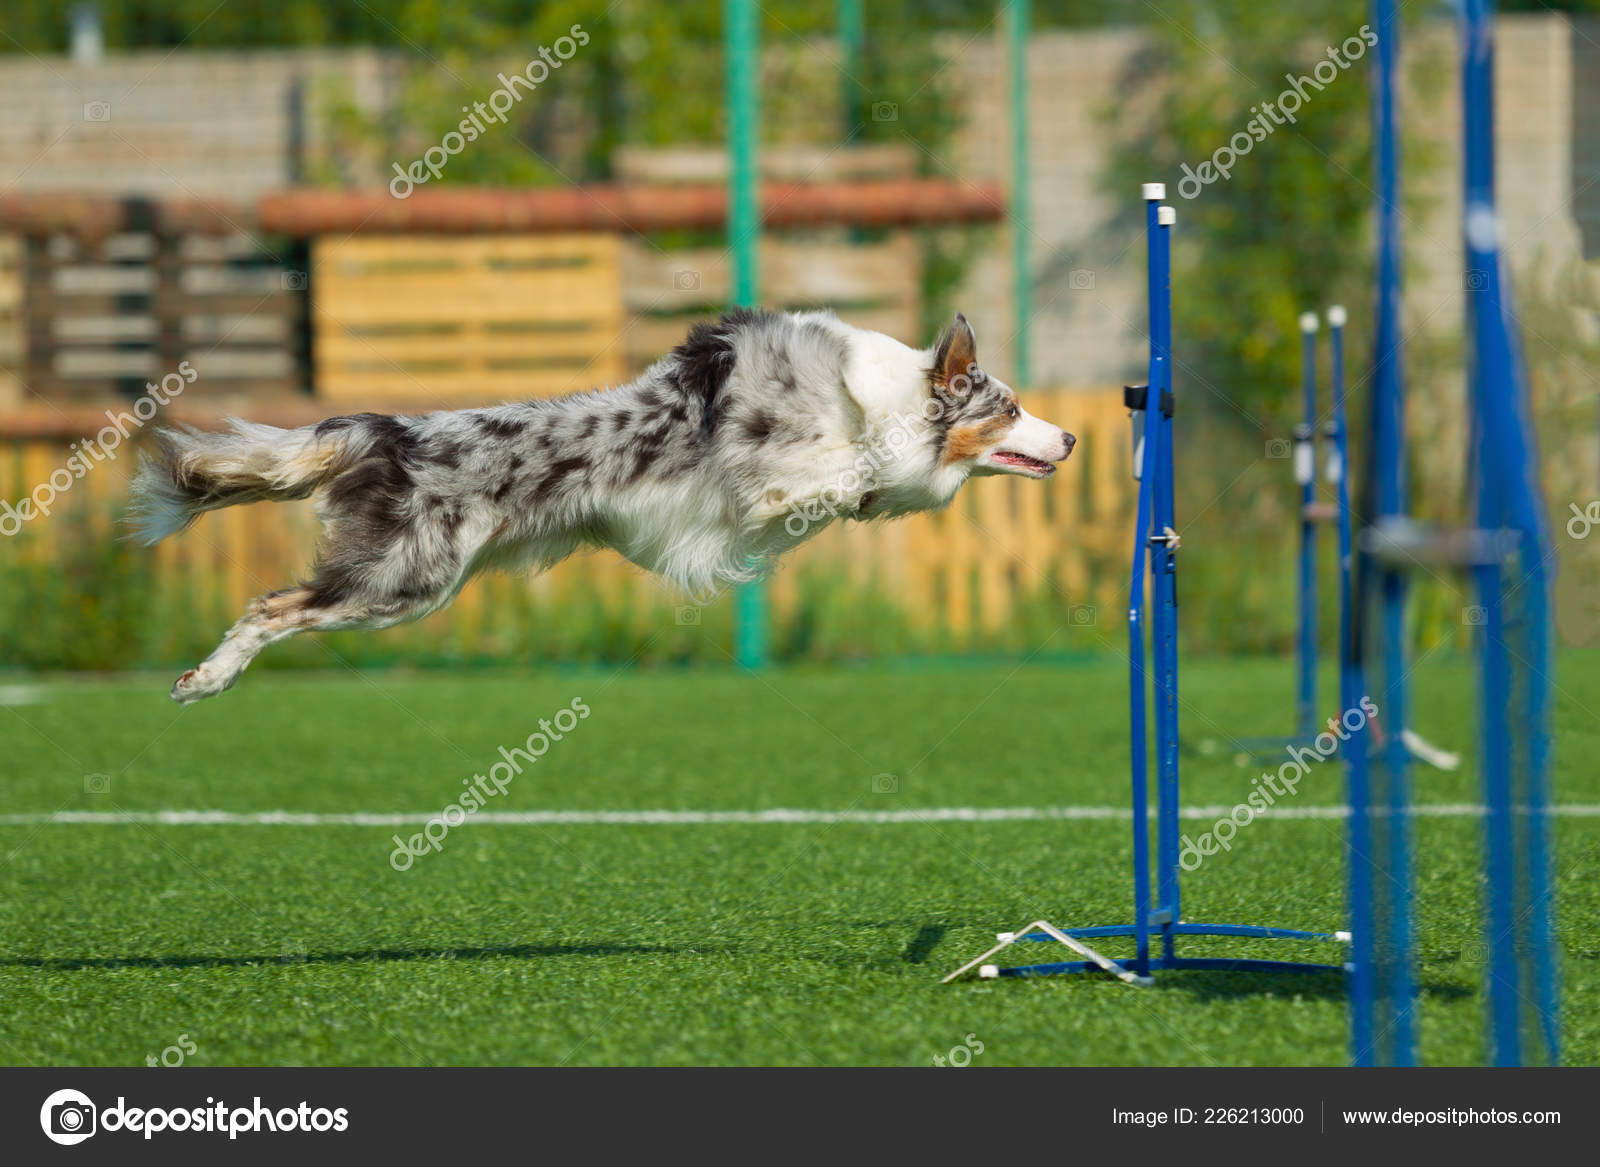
(0, 48, 396, 199)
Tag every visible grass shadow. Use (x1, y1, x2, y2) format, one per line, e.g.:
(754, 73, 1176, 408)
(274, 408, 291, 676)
(901, 925, 949, 965)
(1156, 969, 1473, 1003)
(2, 941, 704, 973)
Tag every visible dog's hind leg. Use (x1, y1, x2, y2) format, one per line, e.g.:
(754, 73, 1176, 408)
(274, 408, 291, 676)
(169, 585, 426, 704)
(170, 475, 495, 702)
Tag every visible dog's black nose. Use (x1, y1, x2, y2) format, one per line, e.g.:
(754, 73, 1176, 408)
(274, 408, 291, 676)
(1061, 432, 1077, 457)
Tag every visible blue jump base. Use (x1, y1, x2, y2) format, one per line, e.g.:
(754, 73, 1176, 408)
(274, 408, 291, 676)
(1024, 923, 1340, 943)
(998, 958, 1345, 979)
(1007, 922, 1347, 980)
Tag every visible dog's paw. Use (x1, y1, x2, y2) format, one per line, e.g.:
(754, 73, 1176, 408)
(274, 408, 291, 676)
(170, 667, 225, 704)
(170, 669, 200, 703)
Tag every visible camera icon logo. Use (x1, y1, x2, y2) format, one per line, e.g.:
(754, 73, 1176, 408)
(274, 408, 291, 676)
(84, 773, 111, 794)
(1463, 269, 1489, 291)
(281, 271, 308, 292)
(871, 772, 899, 795)
(871, 101, 899, 122)
(674, 606, 701, 626)
(1265, 438, 1291, 459)
(1068, 268, 1096, 291)
(1069, 604, 1097, 626)
(40, 1089, 96, 1145)
(82, 101, 111, 122)
(673, 270, 701, 291)
(1463, 605, 1488, 626)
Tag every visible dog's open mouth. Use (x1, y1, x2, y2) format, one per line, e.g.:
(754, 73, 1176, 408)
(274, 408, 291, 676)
(990, 451, 1057, 477)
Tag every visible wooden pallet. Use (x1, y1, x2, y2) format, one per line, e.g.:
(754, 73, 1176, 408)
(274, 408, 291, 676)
(16, 231, 304, 403)
(312, 233, 626, 404)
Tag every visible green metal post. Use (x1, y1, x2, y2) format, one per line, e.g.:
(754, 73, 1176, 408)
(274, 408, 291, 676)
(838, 0, 864, 133)
(1006, 0, 1031, 387)
(726, 0, 767, 669)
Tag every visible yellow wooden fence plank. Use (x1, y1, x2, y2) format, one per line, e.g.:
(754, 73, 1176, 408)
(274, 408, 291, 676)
(313, 232, 625, 405)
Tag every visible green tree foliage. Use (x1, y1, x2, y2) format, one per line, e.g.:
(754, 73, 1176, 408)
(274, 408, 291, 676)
(1103, 0, 1443, 424)
(0, 0, 1141, 52)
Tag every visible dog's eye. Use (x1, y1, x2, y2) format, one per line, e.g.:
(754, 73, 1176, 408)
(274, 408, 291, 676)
(1005, 403, 1019, 420)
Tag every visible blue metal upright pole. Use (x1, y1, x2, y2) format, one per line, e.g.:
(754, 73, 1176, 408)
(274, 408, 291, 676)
(1296, 313, 1320, 740)
(1127, 183, 1168, 976)
(1350, 0, 1416, 1067)
(1377, 0, 1417, 1068)
(1460, 0, 1559, 1066)
(1461, 0, 1516, 1067)
(1150, 201, 1180, 963)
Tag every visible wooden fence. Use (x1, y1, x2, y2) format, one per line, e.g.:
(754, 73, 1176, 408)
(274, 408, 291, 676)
(312, 233, 626, 403)
(0, 388, 1132, 657)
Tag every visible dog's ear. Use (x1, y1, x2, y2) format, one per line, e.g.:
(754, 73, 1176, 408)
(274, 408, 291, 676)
(931, 313, 977, 387)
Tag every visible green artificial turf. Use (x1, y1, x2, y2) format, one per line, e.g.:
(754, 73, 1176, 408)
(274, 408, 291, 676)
(1, 650, 1596, 1066)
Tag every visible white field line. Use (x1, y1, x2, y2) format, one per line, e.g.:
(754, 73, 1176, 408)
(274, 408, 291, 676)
(1, 804, 1598, 827)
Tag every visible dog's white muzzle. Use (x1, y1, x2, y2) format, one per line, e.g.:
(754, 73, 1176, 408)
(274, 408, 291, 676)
(976, 407, 1076, 478)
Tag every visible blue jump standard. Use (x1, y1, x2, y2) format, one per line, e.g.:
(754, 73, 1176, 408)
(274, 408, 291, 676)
(993, 188, 1347, 983)
(1230, 310, 1348, 760)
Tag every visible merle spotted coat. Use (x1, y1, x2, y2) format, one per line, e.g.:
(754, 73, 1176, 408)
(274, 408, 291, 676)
(131, 309, 1073, 702)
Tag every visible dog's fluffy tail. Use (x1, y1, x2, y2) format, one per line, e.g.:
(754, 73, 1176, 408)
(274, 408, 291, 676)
(128, 419, 363, 544)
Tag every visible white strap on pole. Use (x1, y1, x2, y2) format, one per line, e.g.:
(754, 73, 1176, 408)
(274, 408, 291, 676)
(942, 919, 1152, 986)
(1294, 440, 1315, 486)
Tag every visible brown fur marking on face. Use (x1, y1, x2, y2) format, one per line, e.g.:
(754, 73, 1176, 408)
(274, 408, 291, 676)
(942, 415, 1014, 465)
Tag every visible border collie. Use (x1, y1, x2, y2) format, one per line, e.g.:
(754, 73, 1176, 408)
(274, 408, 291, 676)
(130, 310, 1074, 702)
